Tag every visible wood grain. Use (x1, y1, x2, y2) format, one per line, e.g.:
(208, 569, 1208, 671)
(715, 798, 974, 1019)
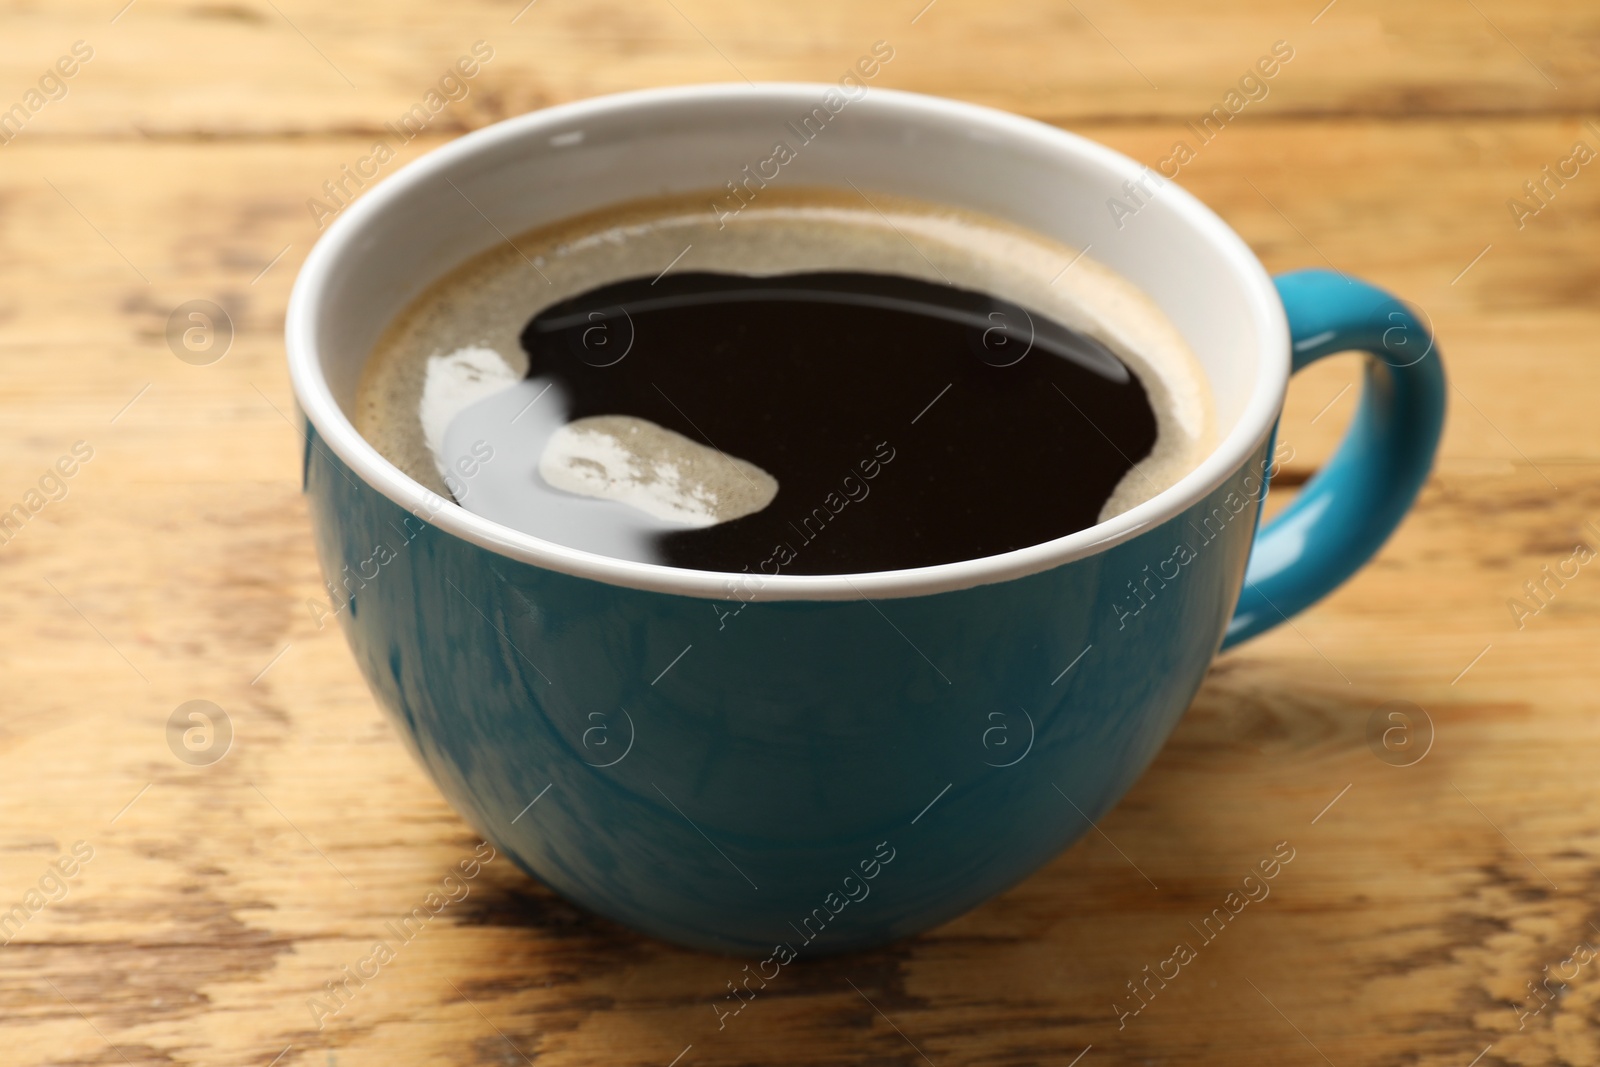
(1, 1, 1598, 1065)
(0, 0, 1597, 139)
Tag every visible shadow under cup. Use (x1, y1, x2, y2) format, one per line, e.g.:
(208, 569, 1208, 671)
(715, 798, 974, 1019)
(286, 85, 1291, 955)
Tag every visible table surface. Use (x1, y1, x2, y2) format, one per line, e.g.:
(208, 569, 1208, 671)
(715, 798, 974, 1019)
(2, 2, 1598, 1065)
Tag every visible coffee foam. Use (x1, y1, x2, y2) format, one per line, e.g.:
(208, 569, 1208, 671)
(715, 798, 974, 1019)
(419, 346, 521, 479)
(538, 415, 778, 526)
(356, 188, 1216, 531)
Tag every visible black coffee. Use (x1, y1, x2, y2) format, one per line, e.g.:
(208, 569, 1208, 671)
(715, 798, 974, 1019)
(509, 270, 1156, 574)
(356, 192, 1214, 576)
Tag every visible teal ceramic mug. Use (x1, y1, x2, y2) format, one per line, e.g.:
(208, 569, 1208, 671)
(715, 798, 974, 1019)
(286, 84, 1444, 955)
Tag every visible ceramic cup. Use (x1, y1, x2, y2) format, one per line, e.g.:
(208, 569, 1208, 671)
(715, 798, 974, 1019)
(286, 84, 1445, 956)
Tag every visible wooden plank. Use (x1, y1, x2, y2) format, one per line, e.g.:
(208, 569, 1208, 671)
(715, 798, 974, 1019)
(0, 33, 1597, 1067)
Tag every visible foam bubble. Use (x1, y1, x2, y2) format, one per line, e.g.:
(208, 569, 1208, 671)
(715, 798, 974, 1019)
(538, 415, 777, 526)
(418, 346, 520, 482)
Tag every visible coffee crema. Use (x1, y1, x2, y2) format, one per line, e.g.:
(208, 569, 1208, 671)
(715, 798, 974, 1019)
(355, 189, 1216, 575)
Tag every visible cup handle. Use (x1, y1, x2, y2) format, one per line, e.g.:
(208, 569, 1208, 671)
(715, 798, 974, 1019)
(1222, 269, 1446, 649)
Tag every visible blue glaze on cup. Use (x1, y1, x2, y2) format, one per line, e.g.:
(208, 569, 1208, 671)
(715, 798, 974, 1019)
(301, 269, 1443, 955)
(1227, 270, 1446, 646)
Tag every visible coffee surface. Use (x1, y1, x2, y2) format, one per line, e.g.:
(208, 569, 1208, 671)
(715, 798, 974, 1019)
(355, 189, 1216, 575)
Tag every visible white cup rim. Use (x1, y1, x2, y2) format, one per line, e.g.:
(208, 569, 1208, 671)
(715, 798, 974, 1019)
(286, 82, 1288, 602)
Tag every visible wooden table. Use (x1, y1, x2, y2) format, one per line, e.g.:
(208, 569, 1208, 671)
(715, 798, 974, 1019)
(2, 2, 1597, 1064)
